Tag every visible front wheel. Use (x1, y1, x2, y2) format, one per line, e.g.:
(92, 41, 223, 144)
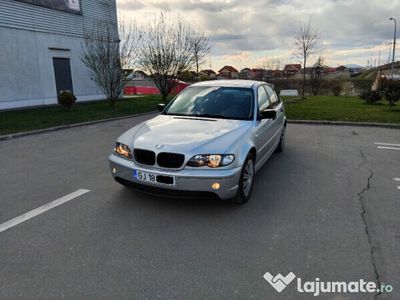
(230, 154, 255, 204)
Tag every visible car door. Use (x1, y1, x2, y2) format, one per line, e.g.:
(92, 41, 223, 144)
(264, 85, 285, 145)
(254, 85, 276, 165)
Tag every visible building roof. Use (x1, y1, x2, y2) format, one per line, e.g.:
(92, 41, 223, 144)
(200, 69, 216, 75)
(284, 64, 301, 71)
(251, 68, 266, 72)
(219, 65, 239, 73)
(337, 65, 348, 71)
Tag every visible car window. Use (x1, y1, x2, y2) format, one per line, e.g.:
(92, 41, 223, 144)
(264, 85, 280, 107)
(164, 86, 254, 120)
(257, 86, 270, 112)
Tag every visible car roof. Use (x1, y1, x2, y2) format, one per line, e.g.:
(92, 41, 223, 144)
(191, 80, 269, 89)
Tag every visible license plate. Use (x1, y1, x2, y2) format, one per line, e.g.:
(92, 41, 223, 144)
(133, 170, 174, 185)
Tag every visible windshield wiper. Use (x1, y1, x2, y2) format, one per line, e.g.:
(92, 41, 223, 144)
(164, 112, 226, 118)
(165, 112, 244, 120)
(194, 114, 232, 119)
(163, 113, 187, 116)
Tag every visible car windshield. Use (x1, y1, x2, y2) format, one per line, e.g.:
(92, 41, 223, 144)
(163, 86, 254, 120)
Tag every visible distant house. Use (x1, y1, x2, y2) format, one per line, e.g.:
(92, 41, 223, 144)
(325, 67, 337, 73)
(270, 69, 284, 79)
(345, 65, 364, 75)
(377, 61, 400, 78)
(239, 68, 269, 81)
(218, 66, 239, 79)
(239, 68, 252, 79)
(331, 65, 351, 79)
(199, 69, 217, 79)
(283, 64, 302, 77)
(251, 68, 268, 81)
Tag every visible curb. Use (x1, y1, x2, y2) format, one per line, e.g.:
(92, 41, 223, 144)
(1, 114, 399, 142)
(287, 120, 400, 129)
(0, 110, 158, 142)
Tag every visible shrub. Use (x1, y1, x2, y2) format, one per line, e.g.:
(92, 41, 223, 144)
(58, 91, 77, 110)
(198, 75, 210, 81)
(377, 78, 400, 109)
(332, 84, 342, 96)
(350, 79, 374, 92)
(359, 90, 382, 104)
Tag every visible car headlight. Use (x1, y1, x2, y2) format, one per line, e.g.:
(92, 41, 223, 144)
(187, 154, 235, 168)
(114, 142, 132, 159)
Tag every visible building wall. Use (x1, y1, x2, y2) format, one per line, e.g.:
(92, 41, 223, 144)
(0, 0, 117, 38)
(0, 0, 118, 110)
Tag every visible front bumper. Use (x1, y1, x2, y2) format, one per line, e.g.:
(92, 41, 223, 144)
(108, 153, 242, 200)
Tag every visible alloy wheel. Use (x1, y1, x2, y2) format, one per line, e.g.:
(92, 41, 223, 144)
(242, 159, 254, 197)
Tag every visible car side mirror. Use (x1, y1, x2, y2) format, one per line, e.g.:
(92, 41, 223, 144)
(157, 104, 166, 112)
(260, 109, 277, 119)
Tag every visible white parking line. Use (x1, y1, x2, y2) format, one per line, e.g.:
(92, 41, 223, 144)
(0, 189, 90, 234)
(394, 178, 400, 182)
(375, 142, 400, 147)
(377, 146, 400, 151)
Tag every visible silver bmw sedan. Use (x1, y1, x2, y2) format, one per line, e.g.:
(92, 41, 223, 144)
(109, 80, 286, 204)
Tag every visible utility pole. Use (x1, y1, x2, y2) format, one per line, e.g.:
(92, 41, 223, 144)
(378, 50, 381, 66)
(389, 17, 397, 78)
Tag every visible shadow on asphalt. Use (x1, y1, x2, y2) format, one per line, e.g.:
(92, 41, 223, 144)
(107, 150, 294, 218)
(117, 187, 239, 212)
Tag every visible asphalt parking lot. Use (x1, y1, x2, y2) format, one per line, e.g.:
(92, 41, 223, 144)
(0, 113, 399, 300)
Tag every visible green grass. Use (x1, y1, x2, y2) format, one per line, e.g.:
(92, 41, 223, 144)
(283, 95, 400, 123)
(1, 95, 399, 136)
(0, 95, 167, 135)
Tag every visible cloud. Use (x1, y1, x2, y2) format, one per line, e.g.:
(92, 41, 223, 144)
(117, 0, 145, 11)
(116, 0, 400, 69)
(223, 52, 251, 63)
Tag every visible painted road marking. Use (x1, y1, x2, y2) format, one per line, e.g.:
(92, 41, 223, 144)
(394, 178, 400, 182)
(377, 146, 400, 151)
(0, 189, 90, 234)
(375, 142, 400, 147)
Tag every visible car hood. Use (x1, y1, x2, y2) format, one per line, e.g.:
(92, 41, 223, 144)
(127, 115, 252, 154)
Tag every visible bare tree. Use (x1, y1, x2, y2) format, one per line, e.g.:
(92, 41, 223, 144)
(81, 20, 140, 105)
(191, 32, 211, 77)
(294, 20, 319, 99)
(310, 55, 324, 96)
(311, 55, 324, 95)
(138, 14, 195, 101)
(262, 56, 281, 70)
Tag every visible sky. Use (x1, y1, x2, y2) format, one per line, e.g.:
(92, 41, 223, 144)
(116, 0, 399, 71)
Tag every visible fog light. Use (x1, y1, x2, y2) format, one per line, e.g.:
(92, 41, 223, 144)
(211, 182, 220, 190)
(112, 168, 117, 174)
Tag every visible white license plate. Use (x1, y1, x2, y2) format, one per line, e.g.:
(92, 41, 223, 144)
(133, 170, 174, 185)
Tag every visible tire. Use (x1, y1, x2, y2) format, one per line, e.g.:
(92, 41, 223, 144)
(275, 125, 286, 153)
(230, 153, 255, 204)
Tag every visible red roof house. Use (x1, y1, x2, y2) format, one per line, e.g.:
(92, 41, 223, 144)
(284, 64, 302, 76)
(218, 66, 239, 79)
